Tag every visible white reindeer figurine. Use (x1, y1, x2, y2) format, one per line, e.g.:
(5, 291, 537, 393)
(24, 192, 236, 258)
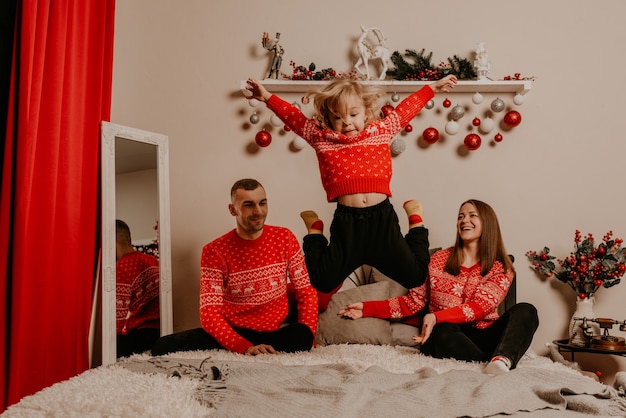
(354, 25, 390, 81)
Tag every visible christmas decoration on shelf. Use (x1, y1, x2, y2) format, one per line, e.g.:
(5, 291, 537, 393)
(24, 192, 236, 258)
(473, 42, 490, 81)
(245, 31, 532, 154)
(386, 49, 477, 81)
(354, 25, 391, 80)
(262, 32, 284, 79)
(502, 73, 536, 81)
(287, 61, 347, 81)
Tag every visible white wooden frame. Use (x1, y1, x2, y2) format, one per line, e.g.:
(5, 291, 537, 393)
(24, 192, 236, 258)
(100, 121, 173, 365)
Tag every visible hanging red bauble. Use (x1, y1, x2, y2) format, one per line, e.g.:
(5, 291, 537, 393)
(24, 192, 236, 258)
(442, 98, 451, 108)
(381, 104, 395, 117)
(464, 133, 482, 151)
(284, 125, 291, 132)
(404, 124, 413, 133)
(494, 133, 503, 142)
(422, 127, 439, 144)
(472, 117, 481, 127)
(255, 130, 272, 147)
(503, 110, 522, 127)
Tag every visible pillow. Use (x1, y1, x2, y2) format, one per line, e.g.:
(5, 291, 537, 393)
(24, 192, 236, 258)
(370, 267, 410, 298)
(315, 281, 392, 346)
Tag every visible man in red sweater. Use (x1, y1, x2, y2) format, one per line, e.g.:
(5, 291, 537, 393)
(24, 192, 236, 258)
(152, 179, 318, 356)
(116, 219, 160, 358)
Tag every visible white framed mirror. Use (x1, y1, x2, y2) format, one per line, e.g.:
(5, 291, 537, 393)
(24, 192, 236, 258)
(98, 121, 173, 365)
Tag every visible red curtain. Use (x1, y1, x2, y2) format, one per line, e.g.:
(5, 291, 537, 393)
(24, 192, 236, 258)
(0, 0, 115, 410)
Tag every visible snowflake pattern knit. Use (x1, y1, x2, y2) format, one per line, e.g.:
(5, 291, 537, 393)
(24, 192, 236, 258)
(200, 225, 318, 354)
(362, 248, 513, 329)
(116, 251, 160, 334)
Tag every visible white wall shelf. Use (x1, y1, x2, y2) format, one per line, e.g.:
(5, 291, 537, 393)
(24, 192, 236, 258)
(250, 79, 532, 95)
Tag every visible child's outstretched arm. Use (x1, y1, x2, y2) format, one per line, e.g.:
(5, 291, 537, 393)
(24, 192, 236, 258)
(245, 78, 272, 103)
(429, 74, 458, 93)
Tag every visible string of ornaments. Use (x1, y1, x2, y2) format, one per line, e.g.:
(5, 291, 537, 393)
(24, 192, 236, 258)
(389, 90, 524, 154)
(250, 91, 525, 152)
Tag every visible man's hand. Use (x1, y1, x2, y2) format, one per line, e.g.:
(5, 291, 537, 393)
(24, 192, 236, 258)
(244, 343, 277, 356)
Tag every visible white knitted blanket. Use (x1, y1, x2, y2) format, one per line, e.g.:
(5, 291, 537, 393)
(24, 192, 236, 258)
(5, 344, 626, 417)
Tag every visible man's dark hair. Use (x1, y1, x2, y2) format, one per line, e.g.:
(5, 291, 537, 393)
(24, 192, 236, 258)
(116, 219, 132, 245)
(230, 178, 263, 200)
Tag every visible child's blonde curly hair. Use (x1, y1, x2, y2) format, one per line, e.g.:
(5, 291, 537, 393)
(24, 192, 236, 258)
(303, 79, 386, 131)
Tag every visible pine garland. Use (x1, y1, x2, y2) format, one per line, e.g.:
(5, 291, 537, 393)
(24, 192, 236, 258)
(386, 49, 477, 81)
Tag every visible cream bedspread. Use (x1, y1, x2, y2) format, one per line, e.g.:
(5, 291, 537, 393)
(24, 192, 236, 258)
(4, 344, 626, 417)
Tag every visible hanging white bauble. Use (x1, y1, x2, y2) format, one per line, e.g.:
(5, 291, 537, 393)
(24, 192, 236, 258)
(390, 138, 406, 155)
(445, 120, 460, 135)
(490, 97, 505, 113)
(292, 136, 307, 150)
(391, 92, 400, 102)
(270, 114, 283, 126)
(472, 92, 484, 104)
(249, 113, 260, 124)
(248, 98, 260, 107)
(425, 99, 435, 109)
(479, 117, 495, 133)
(450, 105, 465, 121)
(513, 93, 525, 106)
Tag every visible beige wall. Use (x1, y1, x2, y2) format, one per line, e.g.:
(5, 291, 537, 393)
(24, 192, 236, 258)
(111, 0, 626, 380)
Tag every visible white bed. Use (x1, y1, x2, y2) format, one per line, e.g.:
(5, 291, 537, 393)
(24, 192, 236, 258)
(5, 266, 626, 417)
(4, 343, 626, 417)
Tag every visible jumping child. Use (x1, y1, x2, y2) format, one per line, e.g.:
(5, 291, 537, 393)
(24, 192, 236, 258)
(245, 74, 457, 299)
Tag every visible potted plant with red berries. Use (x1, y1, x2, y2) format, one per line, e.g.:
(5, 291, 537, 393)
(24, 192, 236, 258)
(526, 230, 626, 346)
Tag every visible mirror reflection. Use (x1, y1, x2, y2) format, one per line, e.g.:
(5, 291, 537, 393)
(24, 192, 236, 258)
(99, 122, 173, 366)
(114, 139, 161, 357)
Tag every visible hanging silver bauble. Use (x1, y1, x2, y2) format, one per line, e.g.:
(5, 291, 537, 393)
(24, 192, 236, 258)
(425, 99, 435, 109)
(450, 105, 465, 121)
(249, 113, 260, 124)
(491, 97, 505, 113)
(391, 92, 400, 102)
(291, 101, 301, 110)
(390, 138, 406, 155)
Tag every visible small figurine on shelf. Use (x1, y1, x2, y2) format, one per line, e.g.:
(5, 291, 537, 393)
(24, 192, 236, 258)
(353, 25, 390, 80)
(474, 42, 491, 80)
(262, 32, 284, 79)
